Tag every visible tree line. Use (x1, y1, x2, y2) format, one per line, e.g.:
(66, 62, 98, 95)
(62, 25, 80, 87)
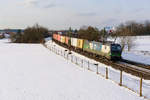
(10, 24, 49, 43)
(115, 20, 150, 36)
(67, 26, 108, 42)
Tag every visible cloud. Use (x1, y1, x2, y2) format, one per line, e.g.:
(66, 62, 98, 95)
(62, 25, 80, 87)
(133, 8, 144, 13)
(24, 0, 56, 8)
(78, 12, 97, 16)
(43, 3, 56, 8)
(114, 9, 122, 14)
(24, 0, 39, 7)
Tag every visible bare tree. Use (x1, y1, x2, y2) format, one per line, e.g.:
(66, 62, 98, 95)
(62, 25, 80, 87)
(119, 36, 126, 52)
(119, 36, 135, 52)
(114, 21, 138, 52)
(127, 36, 136, 51)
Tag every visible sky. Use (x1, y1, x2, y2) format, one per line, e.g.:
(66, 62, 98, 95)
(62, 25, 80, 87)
(0, 0, 150, 30)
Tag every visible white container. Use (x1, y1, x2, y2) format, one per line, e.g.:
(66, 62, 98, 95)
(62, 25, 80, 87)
(71, 38, 78, 47)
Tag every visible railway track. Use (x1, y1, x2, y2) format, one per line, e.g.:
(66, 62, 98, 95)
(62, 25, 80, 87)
(92, 56, 150, 80)
(52, 41, 150, 80)
(113, 61, 150, 79)
(118, 61, 150, 74)
(121, 59, 150, 70)
(75, 49, 150, 80)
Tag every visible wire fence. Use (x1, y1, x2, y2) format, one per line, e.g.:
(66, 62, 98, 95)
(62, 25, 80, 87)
(45, 44, 150, 99)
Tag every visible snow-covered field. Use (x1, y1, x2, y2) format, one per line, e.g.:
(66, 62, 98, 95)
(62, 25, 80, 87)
(123, 36, 150, 65)
(0, 38, 148, 100)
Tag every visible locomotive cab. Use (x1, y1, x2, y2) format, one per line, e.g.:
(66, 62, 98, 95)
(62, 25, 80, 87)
(110, 44, 122, 60)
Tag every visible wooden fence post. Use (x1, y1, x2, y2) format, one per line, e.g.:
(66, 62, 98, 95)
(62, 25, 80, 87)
(106, 67, 108, 79)
(58, 50, 60, 55)
(119, 70, 123, 86)
(94, 64, 99, 74)
(96, 65, 99, 74)
(56, 49, 58, 55)
(81, 59, 83, 68)
(64, 51, 65, 58)
(76, 57, 77, 65)
(67, 54, 68, 60)
(71, 55, 73, 62)
(88, 61, 90, 70)
(140, 77, 143, 97)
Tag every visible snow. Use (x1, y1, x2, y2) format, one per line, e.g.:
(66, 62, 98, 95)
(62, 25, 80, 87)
(122, 52, 150, 65)
(46, 39, 150, 100)
(109, 36, 150, 65)
(44, 37, 51, 42)
(133, 36, 150, 52)
(0, 38, 147, 100)
(122, 36, 150, 65)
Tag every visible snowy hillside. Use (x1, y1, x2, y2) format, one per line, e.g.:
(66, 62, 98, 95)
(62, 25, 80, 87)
(0, 39, 147, 100)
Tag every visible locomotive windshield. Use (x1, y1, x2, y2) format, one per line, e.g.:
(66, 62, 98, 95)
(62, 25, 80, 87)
(111, 44, 121, 51)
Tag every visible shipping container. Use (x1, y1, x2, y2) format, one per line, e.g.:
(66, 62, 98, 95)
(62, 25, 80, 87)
(83, 40, 111, 58)
(65, 36, 69, 44)
(65, 37, 71, 46)
(54, 34, 56, 40)
(53, 34, 57, 40)
(77, 39, 84, 49)
(89, 42, 94, 50)
(60, 36, 66, 43)
(92, 41, 103, 54)
(101, 45, 111, 54)
(83, 40, 92, 52)
(57, 34, 61, 42)
(71, 38, 73, 46)
(55, 34, 57, 40)
(68, 37, 71, 46)
(53, 34, 55, 40)
(93, 41, 103, 51)
(71, 38, 78, 47)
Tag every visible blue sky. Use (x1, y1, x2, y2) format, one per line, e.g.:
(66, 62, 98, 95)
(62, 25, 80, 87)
(0, 0, 150, 29)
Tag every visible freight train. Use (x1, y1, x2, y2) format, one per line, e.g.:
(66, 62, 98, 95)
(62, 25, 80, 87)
(52, 34, 122, 60)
